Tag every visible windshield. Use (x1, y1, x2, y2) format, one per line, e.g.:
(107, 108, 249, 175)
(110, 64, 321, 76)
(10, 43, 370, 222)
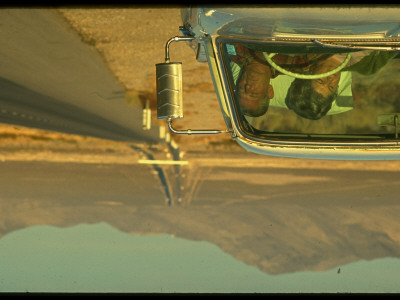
(220, 40, 400, 141)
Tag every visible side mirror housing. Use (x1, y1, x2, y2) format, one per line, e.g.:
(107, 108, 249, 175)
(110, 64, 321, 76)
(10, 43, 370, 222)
(156, 62, 183, 120)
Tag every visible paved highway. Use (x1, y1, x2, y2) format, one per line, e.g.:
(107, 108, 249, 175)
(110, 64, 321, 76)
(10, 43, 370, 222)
(0, 9, 161, 143)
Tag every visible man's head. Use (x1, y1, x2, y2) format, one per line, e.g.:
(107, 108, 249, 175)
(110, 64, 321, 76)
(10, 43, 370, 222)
(285, 78, 338, 120)
(285, 56, 342, 120)
(236, 58, 274, 117)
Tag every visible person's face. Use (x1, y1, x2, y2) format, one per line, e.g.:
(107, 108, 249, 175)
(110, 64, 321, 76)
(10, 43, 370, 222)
(311, 57, 341, 98)
(237, 60, 274, 116)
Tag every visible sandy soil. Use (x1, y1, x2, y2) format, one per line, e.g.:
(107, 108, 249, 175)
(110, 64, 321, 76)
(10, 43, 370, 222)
(0, 124, 143, 163)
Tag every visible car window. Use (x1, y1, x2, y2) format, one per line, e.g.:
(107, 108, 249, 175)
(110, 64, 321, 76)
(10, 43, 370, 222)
(221, 41, 400, 141)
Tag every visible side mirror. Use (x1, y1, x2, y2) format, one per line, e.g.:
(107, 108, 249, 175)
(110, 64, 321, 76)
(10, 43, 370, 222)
(155, 36, 229, 135)
(156, 62, 183, 119)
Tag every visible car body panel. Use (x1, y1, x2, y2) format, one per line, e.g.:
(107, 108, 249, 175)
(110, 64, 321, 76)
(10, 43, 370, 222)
(180, 6, 400, 160)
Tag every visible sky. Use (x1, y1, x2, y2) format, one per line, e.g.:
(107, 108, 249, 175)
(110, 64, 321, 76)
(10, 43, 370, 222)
(0, 222, 399, 293)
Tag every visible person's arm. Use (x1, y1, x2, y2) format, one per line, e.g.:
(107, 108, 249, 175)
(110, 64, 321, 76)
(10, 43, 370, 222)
(343, 51, 398, 76)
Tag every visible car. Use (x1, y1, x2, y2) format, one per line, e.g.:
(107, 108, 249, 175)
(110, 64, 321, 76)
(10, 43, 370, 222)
(156, 6, 400, 160)
(2, 8, 400, 294)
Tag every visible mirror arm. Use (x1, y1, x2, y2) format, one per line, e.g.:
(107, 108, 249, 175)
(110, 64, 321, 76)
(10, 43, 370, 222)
(165, 36, 196, 63)
(166, 118, 229, 135)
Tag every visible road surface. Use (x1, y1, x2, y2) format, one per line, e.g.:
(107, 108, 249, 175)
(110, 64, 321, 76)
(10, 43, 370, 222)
(0, 9, 162, 144)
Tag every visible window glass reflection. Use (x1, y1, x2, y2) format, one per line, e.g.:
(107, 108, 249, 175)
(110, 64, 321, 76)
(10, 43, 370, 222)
(224, 42, 400, 137)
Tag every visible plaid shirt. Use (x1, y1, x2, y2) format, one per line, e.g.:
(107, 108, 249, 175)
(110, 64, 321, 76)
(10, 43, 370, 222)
(228, 43, 331, 78)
